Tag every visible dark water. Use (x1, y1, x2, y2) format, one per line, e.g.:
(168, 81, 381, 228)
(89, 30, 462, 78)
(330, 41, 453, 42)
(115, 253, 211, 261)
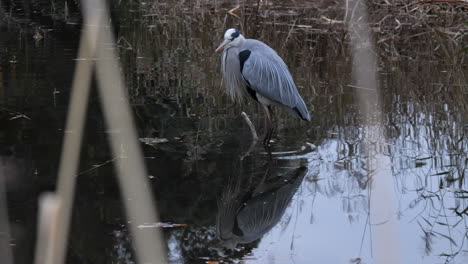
(1, 1, 468, 263)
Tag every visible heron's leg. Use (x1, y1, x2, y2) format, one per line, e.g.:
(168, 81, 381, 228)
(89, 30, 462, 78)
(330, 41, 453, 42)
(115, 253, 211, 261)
(269, 106, 277, 124)
(262, 105, 274, 146)
(268, 106, 277, 140)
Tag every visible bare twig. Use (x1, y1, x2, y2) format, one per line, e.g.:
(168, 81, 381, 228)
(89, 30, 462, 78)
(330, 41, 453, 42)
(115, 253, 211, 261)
(76, 157, 119, 177)
(347, 84, 377, 91)
(408, 0, 468, 8)
(282, 19, 297, 49)
(228, 5, 240, 19)
(344, 0, 349, 22)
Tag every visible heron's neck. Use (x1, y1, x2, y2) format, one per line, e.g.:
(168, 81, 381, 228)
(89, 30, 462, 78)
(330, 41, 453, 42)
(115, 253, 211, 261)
(237, 35, 246, 48)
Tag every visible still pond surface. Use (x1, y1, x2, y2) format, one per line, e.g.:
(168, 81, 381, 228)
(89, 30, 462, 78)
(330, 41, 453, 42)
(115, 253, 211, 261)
(0, 1, 467, 263)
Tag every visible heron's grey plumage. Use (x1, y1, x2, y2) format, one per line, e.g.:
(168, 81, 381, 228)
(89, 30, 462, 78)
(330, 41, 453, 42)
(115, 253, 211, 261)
(218, 29, 311, 121)
(221, 47, 248, 102)
(241, 39, 310, 120)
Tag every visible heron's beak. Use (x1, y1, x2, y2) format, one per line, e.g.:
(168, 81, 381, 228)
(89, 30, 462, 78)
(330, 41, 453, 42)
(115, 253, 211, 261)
(215, 40, 230, 52)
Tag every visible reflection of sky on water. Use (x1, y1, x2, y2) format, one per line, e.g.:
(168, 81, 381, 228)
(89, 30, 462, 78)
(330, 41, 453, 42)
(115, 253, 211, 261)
(246, 117, 468, 263)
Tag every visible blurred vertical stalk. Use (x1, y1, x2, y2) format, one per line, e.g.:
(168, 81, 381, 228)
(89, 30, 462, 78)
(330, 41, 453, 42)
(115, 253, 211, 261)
(92, 0, 167, 263)
(347, 1, 401, 264)
(34, 0, 167, 264)
(36, 3, 100, 264)
(0, 159, 13, 264)
(34, 194, 60, 264)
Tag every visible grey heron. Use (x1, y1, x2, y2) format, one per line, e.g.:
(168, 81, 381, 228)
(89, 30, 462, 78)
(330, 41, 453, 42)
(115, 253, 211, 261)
(216, 28, 311, 145)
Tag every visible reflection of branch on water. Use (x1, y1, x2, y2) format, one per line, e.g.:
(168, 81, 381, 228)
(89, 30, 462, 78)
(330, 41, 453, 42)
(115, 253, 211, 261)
(76, 157, 119, 177)
(410, 187, 468, 260)
(304, 99, 468, 261)
(0, 107, 31, 120)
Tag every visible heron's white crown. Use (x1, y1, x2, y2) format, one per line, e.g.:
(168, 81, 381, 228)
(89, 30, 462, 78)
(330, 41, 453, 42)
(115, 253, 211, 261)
(222, 28, 244, 49)
(224, 28, 238, 40)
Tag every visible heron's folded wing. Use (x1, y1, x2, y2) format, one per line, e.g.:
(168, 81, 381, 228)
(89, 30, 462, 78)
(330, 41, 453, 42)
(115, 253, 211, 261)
(242, 48, 311, 120)
(241, 50, 299, 108)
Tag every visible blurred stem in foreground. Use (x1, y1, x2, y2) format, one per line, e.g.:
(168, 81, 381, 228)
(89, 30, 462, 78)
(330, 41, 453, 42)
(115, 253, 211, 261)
(0, 157, 13, 264)
(34, 1, 167, 264)
(347, 0, 401, 263)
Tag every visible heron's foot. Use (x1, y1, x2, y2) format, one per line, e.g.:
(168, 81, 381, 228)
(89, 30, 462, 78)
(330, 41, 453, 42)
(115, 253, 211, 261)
(263, 143, 273, 160)
(263, 139, 279, 148)
(262, 128, 276, 146)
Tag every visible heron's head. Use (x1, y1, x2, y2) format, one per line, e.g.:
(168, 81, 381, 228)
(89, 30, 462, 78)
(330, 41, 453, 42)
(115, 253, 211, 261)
(215, 28, 245, 52)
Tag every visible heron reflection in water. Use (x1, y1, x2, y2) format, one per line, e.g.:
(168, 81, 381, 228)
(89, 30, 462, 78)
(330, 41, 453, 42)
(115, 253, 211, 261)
(216, 161, 307, 249)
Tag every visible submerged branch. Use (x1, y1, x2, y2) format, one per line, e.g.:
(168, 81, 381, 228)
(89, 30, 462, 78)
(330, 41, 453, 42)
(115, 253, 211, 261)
(241, 112, 258, 141)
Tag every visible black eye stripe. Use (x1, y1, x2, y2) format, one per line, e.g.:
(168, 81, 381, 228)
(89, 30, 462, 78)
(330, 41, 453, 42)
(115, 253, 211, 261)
(231, 30, 240, 39)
